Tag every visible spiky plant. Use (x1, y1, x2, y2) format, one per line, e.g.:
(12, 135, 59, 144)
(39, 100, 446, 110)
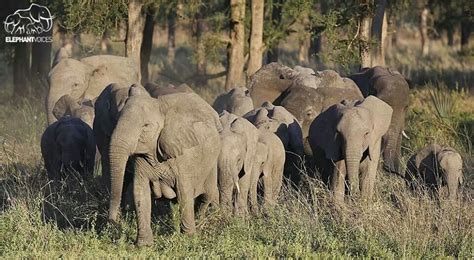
(429, 83, 455, 118)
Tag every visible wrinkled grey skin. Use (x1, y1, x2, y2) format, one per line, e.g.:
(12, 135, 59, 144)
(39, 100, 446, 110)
(52, 43, 72, 67)
(213, 87, 254, 116)
(52, 94, 94, 127)
(405, 144, 463, 200)
(349, 66, 410, 175)
(144, 82, 195, 98)
(93, 83, 149, 189)
(248, 63, 363, 140)
(248, 129, 285, 214)
(41, 117, 96, 181)
(217, 112, 259, 215)
(244, 103, 304, 185)
(309, 96, 393, 203)
(108, 93, 222, 246)
(47, 55, 139, 125)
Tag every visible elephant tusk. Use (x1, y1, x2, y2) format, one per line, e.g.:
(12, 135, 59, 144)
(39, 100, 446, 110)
(235, 182, 240, 194)
(402, 130, 410, 140)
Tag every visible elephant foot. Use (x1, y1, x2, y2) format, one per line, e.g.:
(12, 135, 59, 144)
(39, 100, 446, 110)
(136, 233, 154, 247)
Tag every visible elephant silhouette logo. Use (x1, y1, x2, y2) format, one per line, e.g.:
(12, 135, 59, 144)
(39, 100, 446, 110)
(4, 4, 53, 35)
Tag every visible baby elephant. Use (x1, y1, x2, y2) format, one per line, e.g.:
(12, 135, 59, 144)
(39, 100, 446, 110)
(405, 144, 463, 200)
(41, 117, 96, 180)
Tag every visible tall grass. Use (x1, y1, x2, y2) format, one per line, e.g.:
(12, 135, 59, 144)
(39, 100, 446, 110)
(0, 85, 472, 257)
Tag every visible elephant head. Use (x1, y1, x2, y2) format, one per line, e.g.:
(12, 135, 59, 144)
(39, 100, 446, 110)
(213, 87, 254, 116)
(311, 96, 392, 195)
(107, 93, 221, 223)
(53, 94, 95, 127)
(41, 117, 96, 180)
(437, 148, 463, 200)
(145, 82, 195, 98)
(28, 3, 53, 32)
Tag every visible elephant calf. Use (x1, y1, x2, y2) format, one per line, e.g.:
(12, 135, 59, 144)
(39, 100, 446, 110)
(405, 144, 463, 200)
(213, 87, 254, 116)
(41, 117, 96, 181)
(53, 94, 95, 127)
(309, 96, 393, 203)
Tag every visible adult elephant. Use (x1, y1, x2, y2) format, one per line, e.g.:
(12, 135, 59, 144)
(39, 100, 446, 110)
(52, 94, 94, 127)
(107, 92, 222, 246)
(47, 55, 138, 125)
(348, 66, 410, 174)
(144, 82, 194, 98)
(308, 96, 393, 203)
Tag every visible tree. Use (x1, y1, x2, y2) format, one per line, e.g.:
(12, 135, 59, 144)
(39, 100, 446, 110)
(248, 0, 265, 76)
(419, 6, 429, 56)
(267, 0, 283, 62)
(141, 9, 155, 84)
(31, 29, 52, 94)
(167, 8, 176, 64)
(195, 8, 208, 87)
(460, 6, 472, 52)
(359, 0, 372, 68)
(371, 0, 387, 66)
(126, 0, 146, 82)
(225, 0, 246, 91)
(13, 43, 31, 97)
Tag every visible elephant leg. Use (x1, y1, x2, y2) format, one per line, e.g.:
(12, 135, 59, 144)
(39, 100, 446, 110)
(177, 179, 196, 234)
(249, 177, 259, 215)
(331, 160, 346, 204)
(235, 172, 251, 215)
(100, 152, 111, 190)
(361, 141, 381, 201)
(263, 174, 274, 209)
(133, 166, 153, 247)
(199, 165, 219, 217)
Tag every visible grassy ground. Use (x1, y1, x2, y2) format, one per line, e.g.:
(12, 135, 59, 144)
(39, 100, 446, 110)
(0, 80, 473, 257)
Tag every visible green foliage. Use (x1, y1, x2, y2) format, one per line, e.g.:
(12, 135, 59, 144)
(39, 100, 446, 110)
(429, 82, 456, 118)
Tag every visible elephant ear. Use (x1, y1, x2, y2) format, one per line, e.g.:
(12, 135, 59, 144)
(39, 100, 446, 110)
(358, 95, 393, 159)
(310, 104, 344, 161)
(219, 111, 238, 131)
(231, 118, 258, 176)
(53, 95, 79, 119)
(129, 83, 150, 97)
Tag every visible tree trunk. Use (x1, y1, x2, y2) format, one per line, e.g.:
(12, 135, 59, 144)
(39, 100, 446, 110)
(195, 10, 208, 88)
(419, 7, 429, 56)
(309, 1, 327, 62)
(359, 17, 372, 68)
(167, 9, 176, 64)
(13, 43, 31, 97)
(225, 0, 246, 91)
(248, 0, 264, 76)
(126, 0, 145, 83)
(371, 0, 387, 66)
(141, 11, 155, 85)
(267, 0, 282, 63)
(101, 30, 111, 53)
(298, 13, 310, 64)
(31, 30, 52, 94)
(460, 7, 471, 52)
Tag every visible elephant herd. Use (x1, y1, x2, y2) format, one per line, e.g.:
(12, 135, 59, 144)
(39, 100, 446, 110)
(40, 54, 465, 246)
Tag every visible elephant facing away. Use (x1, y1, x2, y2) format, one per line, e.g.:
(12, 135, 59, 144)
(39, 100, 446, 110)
(41, 117, 96, 181)
(144, 82, 194, 98)
(107, 93, 222, 246)
(405, 144, 463, 201)
(309, 96, 393, 203)
(52, 94, 94, 127)
(213, 87, 254, 116)
(244, 103, 304, 185)
(349, 66, 410, 175)
(47, 55, 139, 125)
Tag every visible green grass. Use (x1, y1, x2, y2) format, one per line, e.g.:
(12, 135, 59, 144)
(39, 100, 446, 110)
(0, 85, 473, 258)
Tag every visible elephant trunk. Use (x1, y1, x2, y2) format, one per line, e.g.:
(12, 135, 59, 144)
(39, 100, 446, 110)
(345, 144, 362, 196)
(382, 112, 404, 174)
(446, 172, 460, 201)
(108, 121, 139, 223)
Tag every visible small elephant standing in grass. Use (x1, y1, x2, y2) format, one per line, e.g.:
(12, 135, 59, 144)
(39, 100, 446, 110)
(107, 92, 222, 246)
(405, 144, 463, 200)
(217, 112, 285, 215)
(213, 87, 254, 116)
(41, 117, 96, 181)
(52, 94, 95, 127)
(309, 96, 393, 203)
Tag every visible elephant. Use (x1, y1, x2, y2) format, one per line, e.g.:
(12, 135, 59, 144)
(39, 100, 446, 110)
(93, 83, 149, 188)
(52, 94, 94, 127)
(41, 117, 96, 181)
(217, 112, 258, 214)
(244, 102, 304, 185)
(217, 112, 285, 215)
(348, 66, 410, 175)
(308, 96, 393, 203)
(144, 82, 195, 98)
(213, 87, 254, 116)
(47, 55, 139, 125)
(248, 63, 363, 139)
(107, 92, 222, 246)
(405, 144, 463, 200)
(52, 43, 72, 67)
